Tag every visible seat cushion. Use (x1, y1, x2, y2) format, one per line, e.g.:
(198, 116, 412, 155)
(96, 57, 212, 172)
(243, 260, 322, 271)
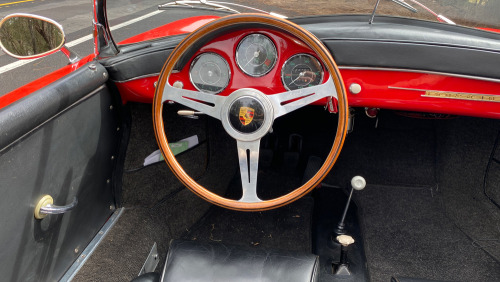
(161, 240, 319, 282)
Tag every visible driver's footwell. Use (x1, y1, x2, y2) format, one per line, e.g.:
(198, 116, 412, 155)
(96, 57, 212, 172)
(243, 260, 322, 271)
(183, 197, 314, 252)
(72, 196, 314, 282)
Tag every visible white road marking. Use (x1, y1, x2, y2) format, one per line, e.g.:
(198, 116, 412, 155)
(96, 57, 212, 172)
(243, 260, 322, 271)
(0, 10, 163, 75)
(0, 58, 36, 74)
(110, 10, 162, 31)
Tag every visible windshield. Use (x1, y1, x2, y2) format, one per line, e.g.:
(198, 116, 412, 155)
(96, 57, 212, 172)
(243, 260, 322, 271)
(107, 0, 500, 37)
(262, 0, 500, 29)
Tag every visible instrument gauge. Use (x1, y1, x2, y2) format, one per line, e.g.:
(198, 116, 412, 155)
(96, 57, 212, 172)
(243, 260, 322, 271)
(236, 33, 277, 77)
(190, 52, 230, 94)
(281, 54, 323, 91)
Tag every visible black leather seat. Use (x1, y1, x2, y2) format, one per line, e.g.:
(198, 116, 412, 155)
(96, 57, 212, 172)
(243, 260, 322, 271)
(161, 240, 319, 282)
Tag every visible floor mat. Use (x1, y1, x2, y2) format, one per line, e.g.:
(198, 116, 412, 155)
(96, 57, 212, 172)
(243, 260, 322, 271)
(356, 185, 500, 282)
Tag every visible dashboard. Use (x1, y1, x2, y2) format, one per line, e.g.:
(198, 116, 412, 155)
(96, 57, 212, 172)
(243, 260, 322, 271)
(168, 28, 329, 99)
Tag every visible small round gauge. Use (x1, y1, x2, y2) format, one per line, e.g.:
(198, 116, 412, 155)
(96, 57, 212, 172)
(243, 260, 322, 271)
(281, 54, 324, 91)
(190, 52, 231, 94)
(236, 33, 278, 77)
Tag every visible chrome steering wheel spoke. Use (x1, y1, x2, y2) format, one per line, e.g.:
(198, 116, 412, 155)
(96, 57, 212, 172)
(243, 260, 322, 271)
(162, 83, 226, 120)
(236, 139, 262, 203)
(270, 76, 337, 118)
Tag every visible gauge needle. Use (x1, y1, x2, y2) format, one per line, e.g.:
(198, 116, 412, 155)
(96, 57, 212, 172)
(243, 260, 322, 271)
(244, 50, 261, 68)
(290, 71, 306, 84)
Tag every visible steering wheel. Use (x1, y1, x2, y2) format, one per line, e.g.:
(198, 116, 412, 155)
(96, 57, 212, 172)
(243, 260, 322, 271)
(153, 13, 348, 211)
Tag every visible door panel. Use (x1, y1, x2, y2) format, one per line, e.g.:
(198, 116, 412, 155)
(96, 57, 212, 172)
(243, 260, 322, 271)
(0, 62, 120, 281)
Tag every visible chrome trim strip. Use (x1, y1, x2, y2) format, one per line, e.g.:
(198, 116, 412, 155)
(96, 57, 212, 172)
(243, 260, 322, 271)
(112, 73, 160, 83)
(62, 208, 124, 281)
(387, 86, 431, 92)
(338, 66, 500, 84)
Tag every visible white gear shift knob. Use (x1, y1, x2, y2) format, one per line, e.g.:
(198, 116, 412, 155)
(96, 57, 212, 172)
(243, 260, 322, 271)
(351, 176, 366, 191)
(336, 235, 355, 247)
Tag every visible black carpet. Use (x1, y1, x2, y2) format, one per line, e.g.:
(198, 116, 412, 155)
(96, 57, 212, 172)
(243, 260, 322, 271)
(436, 117, 500, 262)
(327, 110, 437, 187)
(183, 155, 316, 253)
(356, 184, 500, 282)
(183, 197, 314, 253)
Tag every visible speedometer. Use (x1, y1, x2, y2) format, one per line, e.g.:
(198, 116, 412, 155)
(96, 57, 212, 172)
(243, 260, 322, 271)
(235, 33, 277, 77)
(281, 54, 323, 91)
(190, 52, 230, 94)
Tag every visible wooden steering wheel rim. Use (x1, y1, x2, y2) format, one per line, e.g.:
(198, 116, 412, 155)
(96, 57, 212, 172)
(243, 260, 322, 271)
(153, 13, 349, 211)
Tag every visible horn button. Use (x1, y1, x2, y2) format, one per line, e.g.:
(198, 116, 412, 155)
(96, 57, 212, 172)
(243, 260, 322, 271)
(229, 97, 265, 134)
(221, 89, 274, 141)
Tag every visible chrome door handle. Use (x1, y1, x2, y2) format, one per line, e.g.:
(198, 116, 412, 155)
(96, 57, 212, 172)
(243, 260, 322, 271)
(34, 195, 78, 219)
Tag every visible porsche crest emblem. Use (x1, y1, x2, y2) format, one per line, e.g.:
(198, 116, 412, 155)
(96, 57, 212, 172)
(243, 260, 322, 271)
(239, 107, 255, 126)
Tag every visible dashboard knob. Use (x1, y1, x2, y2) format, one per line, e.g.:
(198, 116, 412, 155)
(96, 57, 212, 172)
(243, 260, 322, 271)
(173, 81, 184, 89)
(349, 83, 362, 94)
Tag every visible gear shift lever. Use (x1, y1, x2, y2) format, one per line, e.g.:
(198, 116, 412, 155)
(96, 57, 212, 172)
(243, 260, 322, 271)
(335, 176, 366, 235)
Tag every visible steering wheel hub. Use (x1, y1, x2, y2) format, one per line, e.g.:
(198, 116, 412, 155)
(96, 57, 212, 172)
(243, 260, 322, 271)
(221, 88, 274, 141)
(228, 96, 265, 134)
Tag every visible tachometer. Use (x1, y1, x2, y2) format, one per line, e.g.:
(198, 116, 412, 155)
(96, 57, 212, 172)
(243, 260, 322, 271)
(190, 52, 230, 94)
(235, 33, 277, 77)
(281, 54, 323, 91)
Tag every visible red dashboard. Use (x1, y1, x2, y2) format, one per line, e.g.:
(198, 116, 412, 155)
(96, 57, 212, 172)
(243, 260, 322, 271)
(167, 28, 329, 96)
(115, 27, 500, 119)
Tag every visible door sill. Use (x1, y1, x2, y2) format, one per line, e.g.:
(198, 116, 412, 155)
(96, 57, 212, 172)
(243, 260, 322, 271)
(61, 208, 124, 281)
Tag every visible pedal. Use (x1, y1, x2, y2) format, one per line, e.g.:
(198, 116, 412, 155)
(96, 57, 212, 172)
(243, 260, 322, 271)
(260, 134, 278, 168)
(283, 134, 303, 171)
(302, 156, 323, 185)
